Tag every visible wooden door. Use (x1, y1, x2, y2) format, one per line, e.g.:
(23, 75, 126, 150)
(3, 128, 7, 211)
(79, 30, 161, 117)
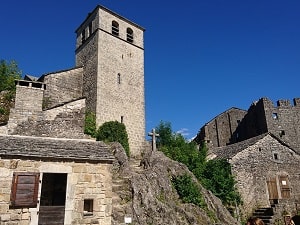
(267, 177, 278, 200)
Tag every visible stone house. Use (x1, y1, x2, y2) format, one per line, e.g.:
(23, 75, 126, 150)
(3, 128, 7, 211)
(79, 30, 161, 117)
(0, 135, 114, 225)
(195, 97, 300, 222)
(209, 133, 300, 219)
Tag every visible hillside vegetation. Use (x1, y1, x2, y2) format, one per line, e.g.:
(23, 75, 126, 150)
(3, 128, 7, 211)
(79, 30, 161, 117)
(0, 60, 21, 124)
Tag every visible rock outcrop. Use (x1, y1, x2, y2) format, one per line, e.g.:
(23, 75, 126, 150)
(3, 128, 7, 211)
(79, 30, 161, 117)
(110, 143, 240, 225)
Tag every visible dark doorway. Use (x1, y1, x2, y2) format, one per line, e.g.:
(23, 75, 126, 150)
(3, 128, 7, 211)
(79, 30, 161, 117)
(38, 173, 67, 225)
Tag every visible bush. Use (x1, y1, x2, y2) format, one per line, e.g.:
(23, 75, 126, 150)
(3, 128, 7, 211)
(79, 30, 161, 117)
(156, 121, 241, 208)
(84, 111, 96, 137)
(172, 173, 205, 207)
(96, 121, 130, 156)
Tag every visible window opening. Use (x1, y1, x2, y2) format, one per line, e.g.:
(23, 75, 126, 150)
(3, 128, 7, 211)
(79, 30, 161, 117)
(127, 28, 133, 43)
(121, 116, 124, 123)
(280, 130, 285, 137)
(118, 73, 121, 84)
(81, 29, 86, 44)
(84, 199, 93, 216)
(88, 22, 93, 36)
(273, 153, 278, 160)
(112, 21, 119, 36)
(272, 113, 278, 119)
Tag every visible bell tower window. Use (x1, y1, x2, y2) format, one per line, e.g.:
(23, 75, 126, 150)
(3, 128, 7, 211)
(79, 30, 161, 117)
(127, 28, 133, 43)
(112, 21, 119, 36)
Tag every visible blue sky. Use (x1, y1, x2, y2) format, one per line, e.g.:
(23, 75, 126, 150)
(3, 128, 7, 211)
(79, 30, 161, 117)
(1, 1, 300, 140)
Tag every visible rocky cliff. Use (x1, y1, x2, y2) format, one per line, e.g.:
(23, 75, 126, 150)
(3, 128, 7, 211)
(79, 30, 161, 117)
(110, 143, 240, 225)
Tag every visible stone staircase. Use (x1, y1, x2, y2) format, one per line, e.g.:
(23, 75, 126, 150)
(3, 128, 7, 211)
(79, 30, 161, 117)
(111, 158, 144, 225)
(252, 207, 274, 225)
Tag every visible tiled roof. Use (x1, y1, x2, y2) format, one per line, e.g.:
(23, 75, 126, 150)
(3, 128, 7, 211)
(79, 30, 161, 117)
(0, 135, 115, 163)
(209, 133, 290, 159)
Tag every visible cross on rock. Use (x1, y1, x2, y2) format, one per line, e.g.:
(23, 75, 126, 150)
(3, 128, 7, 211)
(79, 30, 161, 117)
(148, 128, 159, 151)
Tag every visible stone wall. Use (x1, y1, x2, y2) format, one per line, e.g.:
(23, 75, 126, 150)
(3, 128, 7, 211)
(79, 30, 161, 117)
(196, 97, 300, 155)
(11, 99, 87, 139)
(0, 159, 112, 225)
(7, 82, 44, 134)
(230, 135, 300, 217)
(195, 108, 247, 148)
(42, 67, 83, 109)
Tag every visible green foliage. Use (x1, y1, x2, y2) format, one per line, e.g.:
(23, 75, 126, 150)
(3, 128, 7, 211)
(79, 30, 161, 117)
(172, 174, 206, 207)
(96, 121, 130, 156)
(156, 121, 241, 207)
(201, 159, 241, 206)
(0, 60, 22, 124)
(0, 107, 9, 115)
(0, 60, 21, 93)
(84, 111, 96, 137)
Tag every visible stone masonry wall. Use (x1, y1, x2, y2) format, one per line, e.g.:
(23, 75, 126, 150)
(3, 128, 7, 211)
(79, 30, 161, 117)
(7, 84, 44, 134)
(11, 99, 87, 139)
(230, 135, 300, 217)
(263, 98, 300, 152)
(195, 108, 247, 148)
(42, 68, 83, 109)
(0, 159, 112, 225)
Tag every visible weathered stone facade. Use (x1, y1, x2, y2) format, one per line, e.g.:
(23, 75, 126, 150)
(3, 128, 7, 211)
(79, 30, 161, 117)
(209, 133, 300, 221)
(75, 5, 145, 157)
(196, 97, 300, 222)
(0, 135, 114, 225)
(196, 97, 300, 153)
(194, 107, 247, 149)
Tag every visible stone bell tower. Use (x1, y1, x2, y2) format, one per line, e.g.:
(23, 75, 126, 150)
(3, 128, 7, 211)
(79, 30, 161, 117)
(75, 5, 145, 156)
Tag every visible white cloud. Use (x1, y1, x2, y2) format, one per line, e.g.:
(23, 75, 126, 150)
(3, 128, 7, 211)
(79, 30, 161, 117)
(176, 128, 190, 137)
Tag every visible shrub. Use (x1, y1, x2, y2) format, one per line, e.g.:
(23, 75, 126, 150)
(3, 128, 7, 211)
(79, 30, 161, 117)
(96, 121, 130, 156)
(172, 173, 205, 207)
(84, 111, 96, 137)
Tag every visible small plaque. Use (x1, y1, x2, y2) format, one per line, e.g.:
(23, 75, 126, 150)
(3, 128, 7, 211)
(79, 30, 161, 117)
(124, 216, 132, 224)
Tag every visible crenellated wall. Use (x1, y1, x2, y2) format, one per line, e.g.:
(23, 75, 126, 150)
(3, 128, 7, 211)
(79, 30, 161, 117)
(196, 97, 300, 154)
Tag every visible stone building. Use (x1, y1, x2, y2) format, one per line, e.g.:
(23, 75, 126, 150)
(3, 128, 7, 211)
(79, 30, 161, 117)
(195, 97, 300, 222)
(0, 4, 146, 225)
(75, 5, 146, 157)
(195, 97, 300, 153)
(1, 5, 146, 157)
(0, 135, 114, 225)
(194, 107, 247, 149)
(209, 133, 300, 220)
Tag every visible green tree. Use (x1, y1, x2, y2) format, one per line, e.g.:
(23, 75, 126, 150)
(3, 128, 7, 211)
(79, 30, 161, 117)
(96, 121, 130, 156)
(0, 60, 22, 94)
(0, 60, 22, 124)
(201, 159, 241, 206)
(155, 121, 241, 208)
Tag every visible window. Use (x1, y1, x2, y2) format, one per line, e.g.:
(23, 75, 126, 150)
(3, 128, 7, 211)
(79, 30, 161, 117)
(121, 116, 124, 123)
(10, 172, 40, 208)
(280, 130, 285, 137)
(127, 28, 133, 43)
(118, 73, 121, 84)
(274, 153, 278, 160)
(112, 21, 119, 36)
(84, 199, 93, 216)
(88, 22, 93, 36)
(81, 29, 86, 44)
(272, 113, 278, 120)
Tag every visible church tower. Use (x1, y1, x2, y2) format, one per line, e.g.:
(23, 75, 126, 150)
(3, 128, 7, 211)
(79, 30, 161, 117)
(75, 5, 145, 156)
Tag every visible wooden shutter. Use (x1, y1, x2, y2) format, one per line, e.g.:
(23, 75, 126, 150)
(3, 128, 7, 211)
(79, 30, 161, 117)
(10, 172, 40, 207)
